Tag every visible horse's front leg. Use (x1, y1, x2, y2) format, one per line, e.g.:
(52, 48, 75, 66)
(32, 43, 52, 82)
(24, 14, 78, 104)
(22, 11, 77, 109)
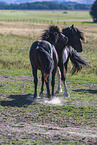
(59, 64, 70, 97)
(39, 74, 44, 97)
(51, 67, 57, 96)
(55, 67, 62, 94)
(33, 68, 38, 98)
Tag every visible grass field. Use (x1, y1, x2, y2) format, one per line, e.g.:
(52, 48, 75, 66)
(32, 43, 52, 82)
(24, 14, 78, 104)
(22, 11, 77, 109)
(0, 10, 92, 24)
(0, 10, 97, 144)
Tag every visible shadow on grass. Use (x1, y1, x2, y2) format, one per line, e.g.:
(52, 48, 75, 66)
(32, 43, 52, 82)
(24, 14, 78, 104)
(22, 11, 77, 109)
(82, 21, 97, 24)
(0, 94, 34, 107)
(82, 22, 93, 24)
(73, 89, 97, 94)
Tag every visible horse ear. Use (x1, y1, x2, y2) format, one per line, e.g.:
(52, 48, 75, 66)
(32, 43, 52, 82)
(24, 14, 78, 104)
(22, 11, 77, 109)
(72, 24, 74, 28)
(70, 24, 74, 31)
(71, 24, 77, 33)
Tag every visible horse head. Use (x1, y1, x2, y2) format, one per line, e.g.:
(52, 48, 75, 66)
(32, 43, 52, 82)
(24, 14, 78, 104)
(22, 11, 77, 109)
(41, 25, 68, 48)
(62, 24, 86, 52)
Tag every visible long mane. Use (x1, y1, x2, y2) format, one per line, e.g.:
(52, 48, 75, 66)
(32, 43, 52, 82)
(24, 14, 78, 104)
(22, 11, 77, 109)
(62, 25, 86, 42)
(75, 27, 86, 42)
(41, 25, 61, 42)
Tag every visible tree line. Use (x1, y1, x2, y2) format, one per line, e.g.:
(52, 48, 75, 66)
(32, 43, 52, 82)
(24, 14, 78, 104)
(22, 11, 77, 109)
(0, 1, 91, 10)
(90, 0, 97, 22)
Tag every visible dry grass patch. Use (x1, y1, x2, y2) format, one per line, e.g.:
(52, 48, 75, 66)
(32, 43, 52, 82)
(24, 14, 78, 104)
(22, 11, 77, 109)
(0, 21, 48, 37)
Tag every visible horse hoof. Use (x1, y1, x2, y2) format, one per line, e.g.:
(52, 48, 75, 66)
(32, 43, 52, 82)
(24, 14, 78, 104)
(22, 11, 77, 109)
(33, 94, 38, 99)
(48, 95, 52, 100)
(27, 94, 37, 101)
(64, 93, 70, 98)
(39, 93, 44, 98)
(55, 90, 60, 94)
(55, 88, 63, 94)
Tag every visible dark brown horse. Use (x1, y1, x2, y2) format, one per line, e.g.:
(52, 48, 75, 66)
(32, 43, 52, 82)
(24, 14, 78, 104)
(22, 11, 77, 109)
(29, 25, 68, 99)
(56, 25, 89, 96)
(41, 25, 89, 97)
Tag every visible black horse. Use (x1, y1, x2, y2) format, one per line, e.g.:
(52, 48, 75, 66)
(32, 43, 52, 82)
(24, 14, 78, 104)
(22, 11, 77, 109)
(62, 24, 86, 72)
(56, 25, 89, 96)
(29, 25, 68, 99)
(40, 25, 89, 97)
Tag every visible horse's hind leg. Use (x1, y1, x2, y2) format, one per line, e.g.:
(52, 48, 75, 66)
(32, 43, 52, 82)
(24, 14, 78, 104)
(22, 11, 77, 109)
(33, 68, 38, 98)
(62, 80, 70, 97)
(62, 74, 70, 97)
(45, 76, 51, 99)
(51, 66, 57, 96)
(55, 67, 62, 94)
(39, 74, 44, 97)
(59, 64, 70, 97)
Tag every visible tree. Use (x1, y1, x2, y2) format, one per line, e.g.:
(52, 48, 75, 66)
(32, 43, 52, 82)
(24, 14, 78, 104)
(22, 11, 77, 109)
(90, 0, 97, 22)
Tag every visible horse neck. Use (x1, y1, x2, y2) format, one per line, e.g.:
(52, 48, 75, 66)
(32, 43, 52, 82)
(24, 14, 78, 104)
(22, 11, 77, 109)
(62, 30, 71, 46)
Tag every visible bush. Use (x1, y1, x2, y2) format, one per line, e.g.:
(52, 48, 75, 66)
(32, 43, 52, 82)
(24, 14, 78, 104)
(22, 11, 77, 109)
(90, 0, 97, 22)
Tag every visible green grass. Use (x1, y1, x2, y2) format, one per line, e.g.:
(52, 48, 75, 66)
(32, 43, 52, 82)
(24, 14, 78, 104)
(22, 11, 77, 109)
(0, 34, 30, 70)
(0, 10, 92, 24)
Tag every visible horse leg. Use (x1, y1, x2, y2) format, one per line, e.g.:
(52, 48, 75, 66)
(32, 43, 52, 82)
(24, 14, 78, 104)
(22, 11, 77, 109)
(55, 67, 62, 94)
(62, 75, 70, 97)
(33, 68, 38, 98)
(62, 80, 70, 97)
(45, 76, 51, 99)
(59, 64, 70, 97)
(39, 74, 44, 97)
(51, 66, 57, 96)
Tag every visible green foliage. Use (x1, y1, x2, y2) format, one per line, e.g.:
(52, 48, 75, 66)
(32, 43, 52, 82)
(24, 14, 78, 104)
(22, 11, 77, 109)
(0, 2, 69, 10)
(0, 1, 91, 10)
(74, 4, 91, 10)
(90, 0, 97, 22)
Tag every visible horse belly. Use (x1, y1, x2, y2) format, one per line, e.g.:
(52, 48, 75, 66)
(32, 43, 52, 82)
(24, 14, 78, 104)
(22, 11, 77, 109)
(63, 48, 69, 64)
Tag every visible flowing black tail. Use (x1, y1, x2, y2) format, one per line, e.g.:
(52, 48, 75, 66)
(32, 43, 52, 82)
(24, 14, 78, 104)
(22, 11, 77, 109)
(37, 47, 54, 79)
(69, 48, 89, 75)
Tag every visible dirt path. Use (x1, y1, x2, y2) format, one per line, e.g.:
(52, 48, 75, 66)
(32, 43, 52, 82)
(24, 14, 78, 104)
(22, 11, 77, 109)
(0, 74, 97, 144)
(0, 120, 97, 144)
(0, 94, 97, 144)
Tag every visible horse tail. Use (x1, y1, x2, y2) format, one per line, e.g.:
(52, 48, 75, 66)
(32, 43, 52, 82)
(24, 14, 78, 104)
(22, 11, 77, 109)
(69, 48, 89, 75)
(37, 47, 54, 81)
